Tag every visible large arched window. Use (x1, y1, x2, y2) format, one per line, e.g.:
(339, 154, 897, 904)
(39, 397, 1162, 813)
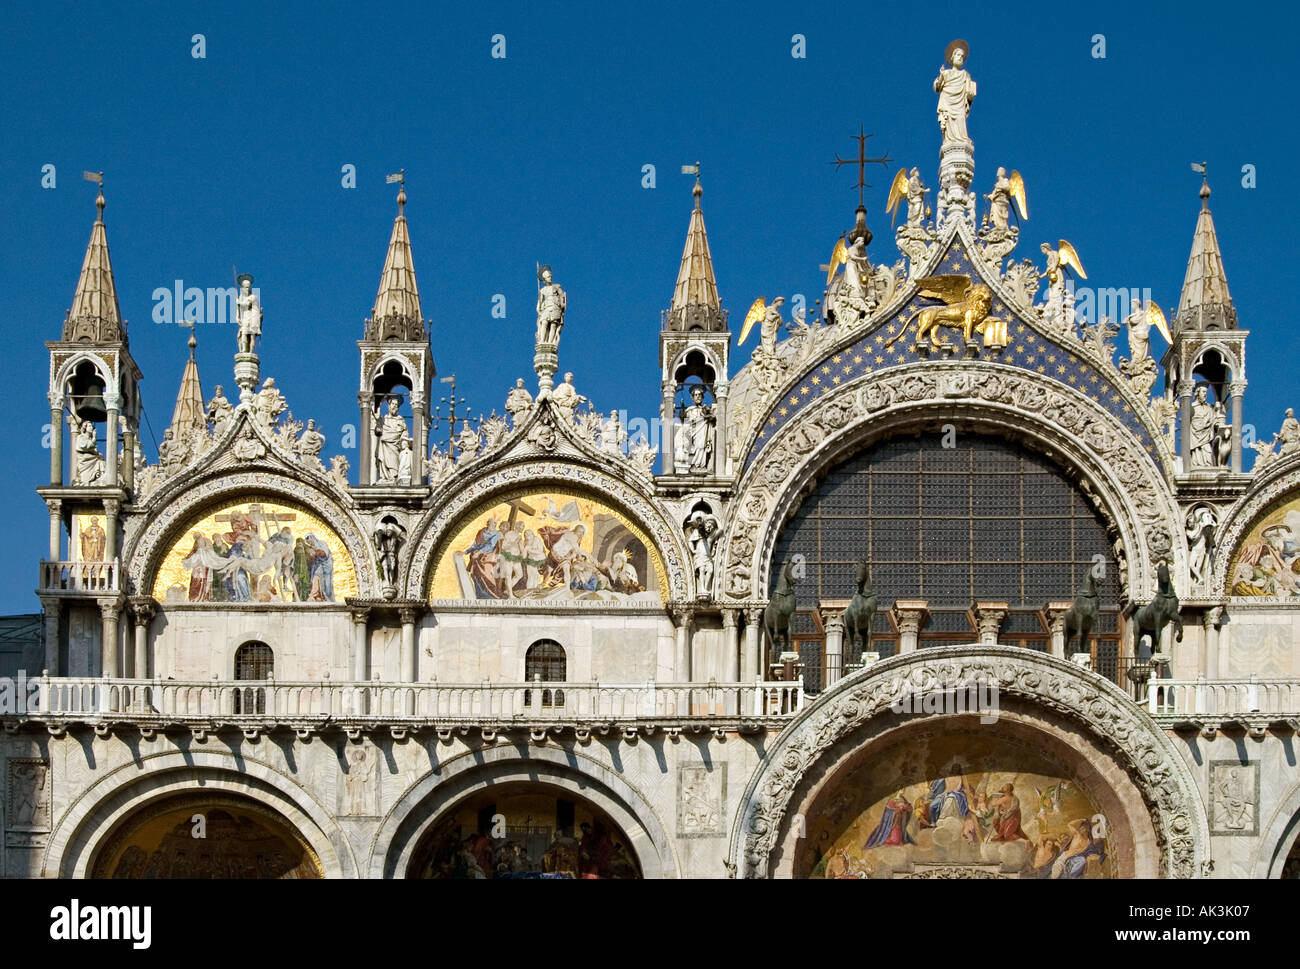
(772, 432, 1122, 690)
(234, 641, 273, 714)
(524, 640, 566, 708)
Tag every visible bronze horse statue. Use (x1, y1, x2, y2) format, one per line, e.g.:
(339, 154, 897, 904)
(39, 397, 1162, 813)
(763, 560, 798, 662)
(1062, 569, 1100, 656)
(842, 560, 878, 657)
(1125, 562, 1183, 663)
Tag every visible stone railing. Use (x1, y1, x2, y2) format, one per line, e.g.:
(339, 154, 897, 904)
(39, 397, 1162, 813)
(38, 559, 120, 595)
(24, 676, 805, 724)
(1147, 676, 1300, 720)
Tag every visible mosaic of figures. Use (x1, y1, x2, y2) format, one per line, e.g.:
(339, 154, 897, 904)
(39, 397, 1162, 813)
(410, 789, 640, 879)
(93, 798, 322, 879)
(1229, 496, 1300, 597)
(430, 490, 665, 602)
(805, 735, 1114, 879)
(152, 498, 357, 602)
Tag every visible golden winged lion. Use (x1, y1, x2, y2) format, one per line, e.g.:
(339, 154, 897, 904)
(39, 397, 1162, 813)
(884, 275, 1004, 350)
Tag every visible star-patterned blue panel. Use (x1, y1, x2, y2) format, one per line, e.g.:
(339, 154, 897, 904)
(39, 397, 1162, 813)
(745, 238, 1157, 470)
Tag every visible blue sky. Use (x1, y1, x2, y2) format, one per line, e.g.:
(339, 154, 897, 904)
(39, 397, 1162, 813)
(1, 0, 1295, 613)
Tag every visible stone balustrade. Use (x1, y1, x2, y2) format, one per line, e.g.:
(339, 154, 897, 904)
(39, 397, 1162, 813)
(23, 675, 805, 724)
(38, 558, 120, 595)
(1148, 675, 1300, 720)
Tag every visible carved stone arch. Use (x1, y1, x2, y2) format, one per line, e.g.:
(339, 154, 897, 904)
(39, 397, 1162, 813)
(367, 744, 679, 879)
(43, 750, 355, 878)
(727, 221, 1174, 482)
(52, 350, 115, 398)
(727, 645, 1208, 879)
(1190, 341, 1242, 380)
(668, 343, 724, 386)
(404, 454, 693, 601)
(367, 352, 417, 388)
(1251, 779, 1300, 878)
(1210, 462, 1300, 598)
(716, 363, 1181, 604)
(123, 468, 377, 599)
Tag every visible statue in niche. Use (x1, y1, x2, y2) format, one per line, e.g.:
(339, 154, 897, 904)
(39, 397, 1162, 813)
(535, 265, 566, 350)
(1188, 385, 1229, 469)
(67, 415, 105, 485)
(686, 510, 719, 597)
(373, 519, 406, 592)
(235, 273, 262, 354)
(397, 437, 413, 483)
(1186, 506, 1218, 588)
(934, 40, 976, 150)
(372, 396, 411, 483)
(675, 385, 716, 474)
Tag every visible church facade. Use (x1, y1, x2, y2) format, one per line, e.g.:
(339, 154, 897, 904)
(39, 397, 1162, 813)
(9, 48, 1300, 880)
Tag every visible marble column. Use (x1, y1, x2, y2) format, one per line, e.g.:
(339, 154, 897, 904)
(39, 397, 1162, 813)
(39, 597, 59, 677)
(1230, 380, 1246, 474)
(823, 613, 844, 687)
(130, 598, 155, 679)
(399, 607, 418, 682)
(104, 402, 120, 487)
(358, 391, 375, 485)
(1202, 606, 1223, 679)
(99, 600, 120, 678)
(1178, 387, 1193, 471)
(47, 501, 62, 561)
(661, 381, 676, 476)
(49, 397, 63, 486)
(673, 607, 693, 681)
(412, 392, 428, 485)
(1045, 601, 1072, 658)
(894, 600, 928, 654)
(742, 608, 762, 680)
(722, 610, 740, 682)
(713, 381, 729, 477)
(351, 607, 370, 682)
(121, 419, 135, 492)
(974, 602, 1009, 646)
(103, 499, 120, 561)
(399, 606, 418, 716)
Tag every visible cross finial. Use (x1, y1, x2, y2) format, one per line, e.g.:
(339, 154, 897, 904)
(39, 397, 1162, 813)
(833, 127, 891, 208)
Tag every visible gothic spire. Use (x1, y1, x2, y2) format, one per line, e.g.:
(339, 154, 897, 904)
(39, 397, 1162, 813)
(169, 327, 206, 442)
(1175, 172, 1237, 332)
(365, 175, 425, 341)
(665, 169, 725, 332)
(63, 181, 126, 344)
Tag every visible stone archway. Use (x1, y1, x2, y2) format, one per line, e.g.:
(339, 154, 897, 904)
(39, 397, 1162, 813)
(124, 470, 376, 599)
(718, 363, 1183, 605)
(405, 460, 693, 601)
(369, 745, 677, 879)
(89, 791, 323, 878)
(44, 750, 353, 878)
(1251, 781, 1300, 878)
(728, 645, 1208, 879)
